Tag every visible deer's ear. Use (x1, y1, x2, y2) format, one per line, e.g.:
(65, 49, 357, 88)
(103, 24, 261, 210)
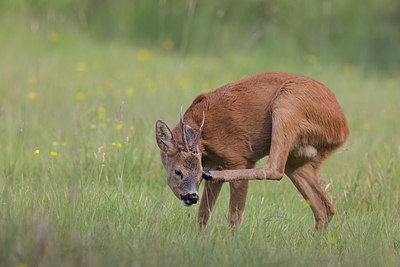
(156, 120, 177, 154)
(184, 125, 198, 151)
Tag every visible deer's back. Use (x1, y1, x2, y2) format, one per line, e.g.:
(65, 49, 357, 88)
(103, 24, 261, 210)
(182, 72, 349, 168)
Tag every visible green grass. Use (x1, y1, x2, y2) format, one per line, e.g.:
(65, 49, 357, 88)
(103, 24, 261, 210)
(1, 21, 400, 266)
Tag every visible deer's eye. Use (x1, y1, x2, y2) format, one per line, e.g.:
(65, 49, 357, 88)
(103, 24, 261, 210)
(174, 169, 183, 179)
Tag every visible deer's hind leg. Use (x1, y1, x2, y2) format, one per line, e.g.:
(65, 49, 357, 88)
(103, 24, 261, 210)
(285, 159, 335, 231)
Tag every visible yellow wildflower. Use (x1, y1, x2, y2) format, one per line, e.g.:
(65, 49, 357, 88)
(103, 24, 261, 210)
(34, 149, 40, 155)
(27, 92, 37, 101)
(104, 80, 113, 89)
(115, 69, 126, 80)
(75, 92, 85, 101)
(125, 87, 135, 96)
(48, 31, 59, 42)
(308, 55, 318, 65)
(90, 124, 96, 129)
(27, 77, 36, 84)
(136, 48, 150, 61)
(50, 151, 57, 157)
(359, 111, 366, 118)
(96, 85, 104, 95)
(112, 142, 116, 146)
(116, 123, 124, 130)
(88, 89, 95, 96)
(363, 123, 371, 130)
(97, 107, 106, 119)
(144, 79, 155, 92)
(387, 79, 395, 87)
(163, 40, 174, 51)
(130, 126, 135, 132)
(186, 54, 201, 64)
(75, 62, 87, 72)
(344, 63, 355, 76)
(117, 143, 122, 148)
(100, 123, 107, 129)
(178, 76, 191, 89)
(113, 89, 122, 98)
(52, 141, 59, 146)
(62, 142, 67, 147)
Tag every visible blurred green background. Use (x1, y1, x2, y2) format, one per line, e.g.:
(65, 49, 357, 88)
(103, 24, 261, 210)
(2, 0, 400, 70)
(1, 1, 400, 266)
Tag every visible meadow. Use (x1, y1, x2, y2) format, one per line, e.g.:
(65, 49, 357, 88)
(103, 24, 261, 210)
(1, 7, 400, 266)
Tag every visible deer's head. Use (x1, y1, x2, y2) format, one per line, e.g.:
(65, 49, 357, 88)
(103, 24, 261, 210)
(155, 109, 205, 207)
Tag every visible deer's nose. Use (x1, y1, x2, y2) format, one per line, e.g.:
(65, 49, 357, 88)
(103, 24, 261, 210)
(181, 193, 199, 205)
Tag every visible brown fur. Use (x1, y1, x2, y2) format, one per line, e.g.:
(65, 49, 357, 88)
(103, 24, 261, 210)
(156, 72, 349, 230)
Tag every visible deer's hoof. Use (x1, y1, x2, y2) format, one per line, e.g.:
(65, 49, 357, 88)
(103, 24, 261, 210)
(202, 171, 213, 180)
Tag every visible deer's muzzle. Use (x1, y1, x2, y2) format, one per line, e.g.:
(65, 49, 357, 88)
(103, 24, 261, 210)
(181, 193, 199, 206)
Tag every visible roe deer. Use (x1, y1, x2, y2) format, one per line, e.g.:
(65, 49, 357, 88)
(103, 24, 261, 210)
(155, 72, 349, 231)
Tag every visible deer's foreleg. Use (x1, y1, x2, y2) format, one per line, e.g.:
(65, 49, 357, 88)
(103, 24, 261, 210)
(198, 180, 223, 228)
(228, 180, 248, 228)
(204, 163, 284, 183)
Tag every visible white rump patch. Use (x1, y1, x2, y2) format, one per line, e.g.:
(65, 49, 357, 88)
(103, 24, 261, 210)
(290, 144, 318, 158)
